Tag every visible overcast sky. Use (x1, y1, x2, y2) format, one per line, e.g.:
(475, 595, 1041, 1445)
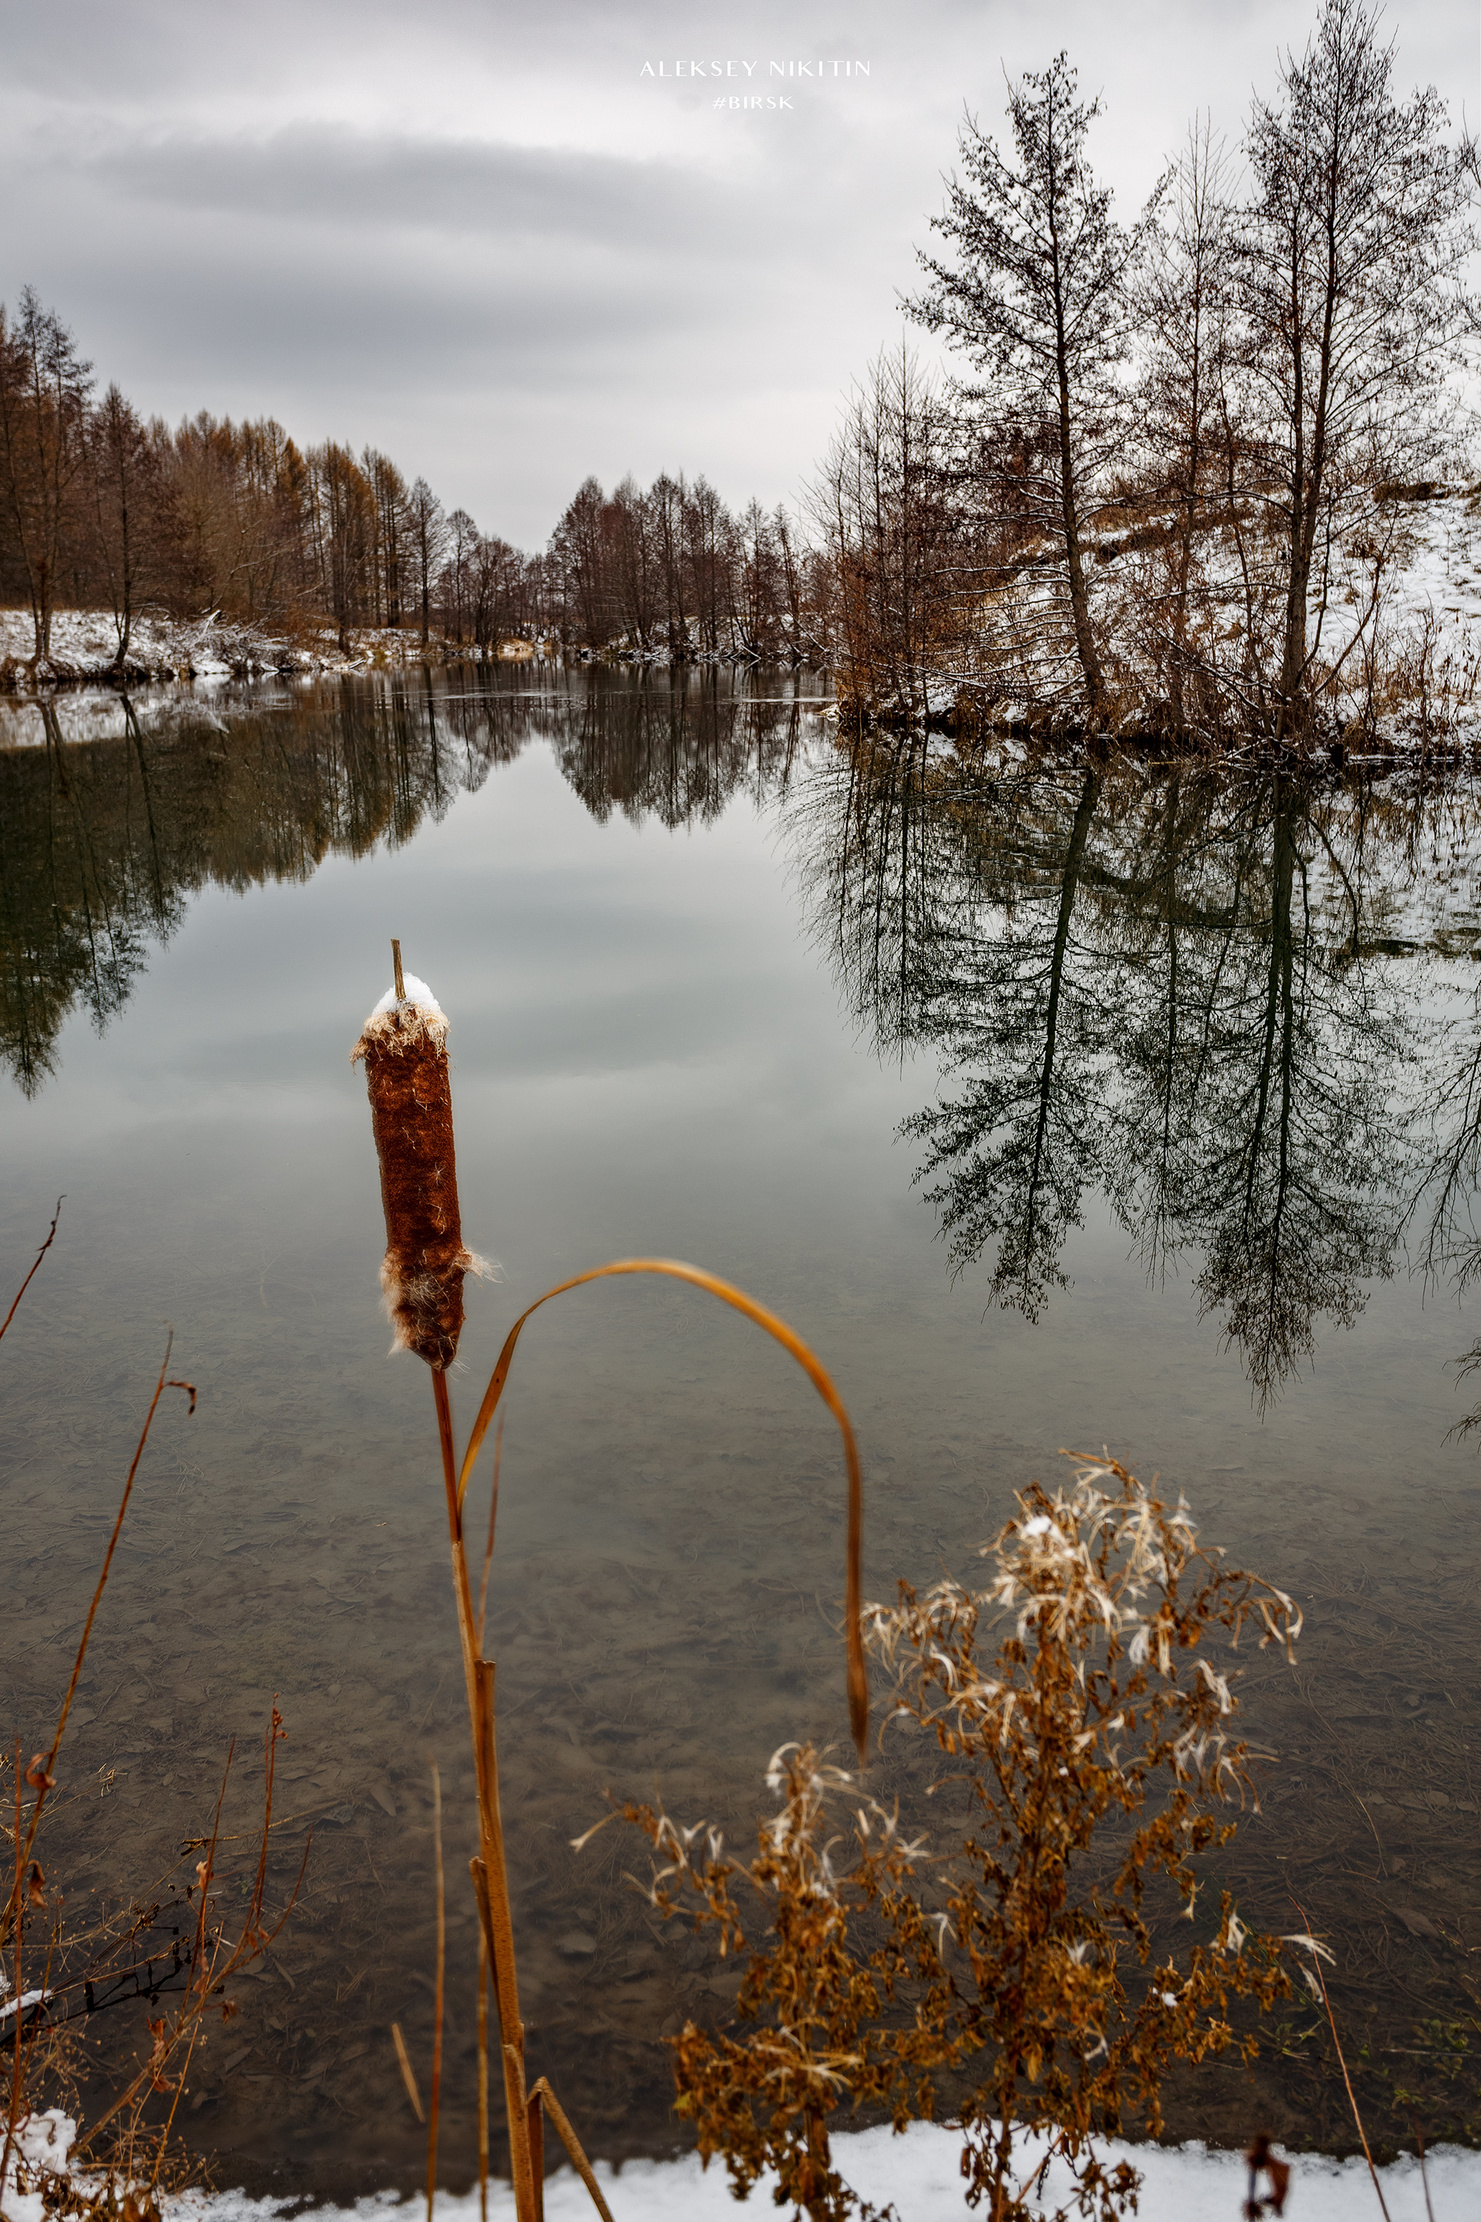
(1, 0, 1475, 547)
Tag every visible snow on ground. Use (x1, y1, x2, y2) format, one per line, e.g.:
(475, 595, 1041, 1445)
(0, 607, 277, 681)
(12, 2111, 1477, 2222)
(181, 2122, 1478, 2222)
(0, 609, 540, 694)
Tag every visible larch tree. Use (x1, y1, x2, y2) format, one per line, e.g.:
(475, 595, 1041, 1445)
(408, 476, 448, 649)
(1134, 119, 1234, 735)
(908, 56, 1166, 729)
(0, 289, 94, 660)
(1237, 0, 1472, 740)
(83, 384, 161, 664)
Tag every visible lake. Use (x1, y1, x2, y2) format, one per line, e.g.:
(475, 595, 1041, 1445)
(2, 665, 1478, 2195)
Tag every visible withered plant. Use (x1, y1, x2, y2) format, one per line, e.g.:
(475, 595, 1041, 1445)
(3, 1717, 303, 2220)
(620, 1454, 1302, 2222)
(352, 945, 868, 2222)
(2, 1209, 305, 2221)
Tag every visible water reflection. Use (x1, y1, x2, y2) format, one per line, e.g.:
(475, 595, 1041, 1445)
(798, 736, 1481, 1406)
(7, 688, 1481, 2181)
(0, 668, 826, 1095)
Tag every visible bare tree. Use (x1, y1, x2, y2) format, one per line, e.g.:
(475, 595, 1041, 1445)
(650, 471, 690, 654)
(550, 475, 610, 647)
(82, 384, 167, 663)
(408, 477, 448, 649)
(364, 448, 410, 627)
(310, 442, 377, 651)
(909, 57, 1166, 727)
(1237, 0, 1472, 739)
(1133, 119, 1234, 732)
(0, 288, 94, 659)
(810, 345, 955, 722)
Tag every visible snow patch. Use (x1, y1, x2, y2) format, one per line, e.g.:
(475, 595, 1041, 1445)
(0, 2110, 78, 2222)
(366, 974, 443, 1024)
(165, 2121, 1480, 2222)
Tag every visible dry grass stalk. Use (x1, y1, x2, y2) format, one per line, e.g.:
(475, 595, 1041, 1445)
(527, 2081, 614, 2222)
(454, 1257, 868, 1760)
(618, 1455, 1305, 2222)
(3, 1714, 304, 2217)
(476, 1930, 490, 2222)
(426, 1764, 445, 2222)
(355, 951, 871, 2217)
(525, 2089, 544, 2222)
(392, 2022, 426, 2124)
(2, 1215, 304, 2216)
(1, 1336, 195, 1952)
(1289, 1894, 1393, 2222)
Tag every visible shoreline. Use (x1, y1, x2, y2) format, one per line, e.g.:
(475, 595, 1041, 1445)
(177, 2122, 1481, 2221)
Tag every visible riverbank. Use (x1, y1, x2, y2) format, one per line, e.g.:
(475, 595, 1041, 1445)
(0, 609, 563, 691)
(846, 482, 1481, 754)
(0, 610, 822, 694)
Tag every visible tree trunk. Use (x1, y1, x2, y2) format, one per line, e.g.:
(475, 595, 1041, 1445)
(1050, 255, 1106, 725)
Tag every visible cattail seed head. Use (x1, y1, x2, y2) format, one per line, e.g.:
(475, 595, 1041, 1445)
(352, 969, 482, 1369)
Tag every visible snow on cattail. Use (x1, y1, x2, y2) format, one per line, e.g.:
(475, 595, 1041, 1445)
(352, 949, 483, 1369)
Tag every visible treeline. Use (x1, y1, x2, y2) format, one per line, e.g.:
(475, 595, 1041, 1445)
(819, 0, 1478, 746)
(0, 304, 828, 667)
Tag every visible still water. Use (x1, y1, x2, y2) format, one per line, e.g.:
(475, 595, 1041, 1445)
(2, 668, 1478, 2194)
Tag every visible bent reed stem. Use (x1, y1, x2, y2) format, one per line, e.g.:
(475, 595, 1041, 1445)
(428, 1258, 866, 2219)
(454, 1257, 869, 1761)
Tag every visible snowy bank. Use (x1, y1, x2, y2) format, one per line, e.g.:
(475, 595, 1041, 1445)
(0, 610, 562, 694)
(182, 2122, 1479, 2222)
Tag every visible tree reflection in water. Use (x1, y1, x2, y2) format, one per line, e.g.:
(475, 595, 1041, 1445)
(796, 733, 1481, 1410)
(10, 675, 1481, 1415)
(0, 666, 820, 1097)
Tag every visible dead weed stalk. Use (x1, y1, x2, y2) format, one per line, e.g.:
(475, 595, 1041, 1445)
(1, 1212, 305, 2222)
(617, 1454, 1305, 2222)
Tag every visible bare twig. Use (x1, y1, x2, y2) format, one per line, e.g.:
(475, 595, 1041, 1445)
(0, 1196, 63, 1344)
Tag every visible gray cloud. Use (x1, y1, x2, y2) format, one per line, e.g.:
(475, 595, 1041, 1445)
(1, 0, 1474, 547)
(87, 129, 727, 249)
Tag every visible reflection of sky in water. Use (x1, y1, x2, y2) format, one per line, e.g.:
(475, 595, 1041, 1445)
(3, 676, 1479, 2191)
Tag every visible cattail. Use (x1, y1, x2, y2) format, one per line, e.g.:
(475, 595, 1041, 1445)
(352, 944, 483, 1370)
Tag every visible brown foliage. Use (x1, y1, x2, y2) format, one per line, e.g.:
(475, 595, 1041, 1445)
(622, 1455, 1301, 2222)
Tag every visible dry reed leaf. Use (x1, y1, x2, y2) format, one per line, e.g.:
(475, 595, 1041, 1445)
(454, 1257, 869, 1760)
(391, 2021, 426, 2123)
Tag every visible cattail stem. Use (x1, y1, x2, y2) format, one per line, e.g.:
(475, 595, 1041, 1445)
(430, 1369, 538, 2220)
(357, 966, 868, 2219)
